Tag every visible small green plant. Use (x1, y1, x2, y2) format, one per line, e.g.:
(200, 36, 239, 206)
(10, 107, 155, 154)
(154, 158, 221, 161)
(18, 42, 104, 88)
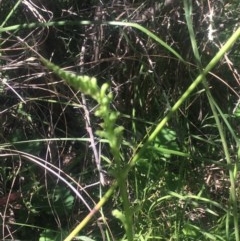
(40, 56, 134, 241)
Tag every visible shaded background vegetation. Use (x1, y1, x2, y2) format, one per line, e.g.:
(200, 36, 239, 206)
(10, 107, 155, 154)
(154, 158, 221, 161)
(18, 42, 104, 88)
(0, 0, 240, 240)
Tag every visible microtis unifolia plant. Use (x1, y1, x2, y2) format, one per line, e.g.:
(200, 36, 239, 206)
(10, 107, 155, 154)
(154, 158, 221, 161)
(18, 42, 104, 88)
(39, 57, 134, 241)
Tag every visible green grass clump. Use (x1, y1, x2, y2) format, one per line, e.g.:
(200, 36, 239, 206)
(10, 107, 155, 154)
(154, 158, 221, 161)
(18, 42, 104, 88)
(1, 1, 240, 241)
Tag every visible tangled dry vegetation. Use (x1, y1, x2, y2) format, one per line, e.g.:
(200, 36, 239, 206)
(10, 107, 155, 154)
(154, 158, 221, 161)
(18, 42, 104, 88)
(0, 0, 240, 240)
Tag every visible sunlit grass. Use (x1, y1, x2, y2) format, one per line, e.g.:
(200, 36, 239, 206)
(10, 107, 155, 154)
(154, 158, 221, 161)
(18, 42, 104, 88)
(1, 1, 240, 241)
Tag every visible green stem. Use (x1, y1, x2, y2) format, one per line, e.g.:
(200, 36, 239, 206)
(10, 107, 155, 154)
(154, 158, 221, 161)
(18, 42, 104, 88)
(64, 182, 117, 241)
(110, 139, 133, 240)
(0, 0, 22, 28)
(126, 24, 240, 173)
(0, 20, 185, 63)
(183, 1, 239, 240)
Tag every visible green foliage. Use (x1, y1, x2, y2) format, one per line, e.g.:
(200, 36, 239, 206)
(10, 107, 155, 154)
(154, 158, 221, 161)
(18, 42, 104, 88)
(1, 1, 240, 241)
(39, 229, 68, 241)
(146, 127, 181, 159)
(233, 103, 240, 117)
